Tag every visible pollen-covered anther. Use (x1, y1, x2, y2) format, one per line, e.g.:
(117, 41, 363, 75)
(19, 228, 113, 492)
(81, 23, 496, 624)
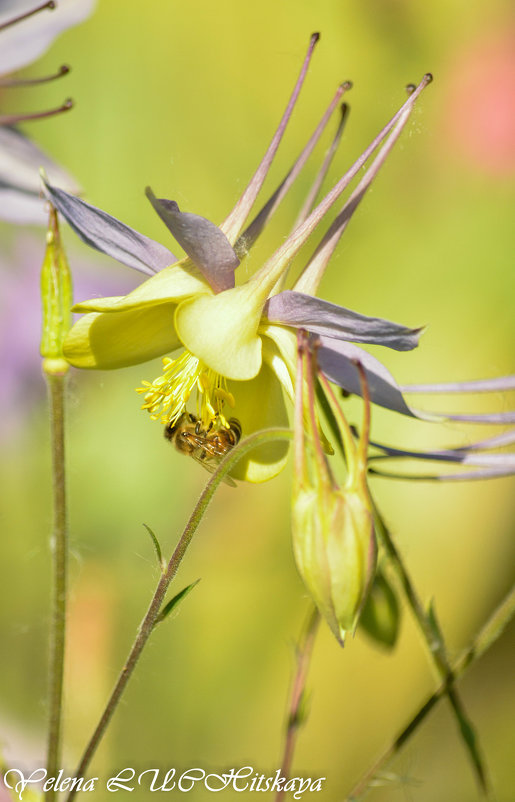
(136, 351, 203, 425)
(195, 369, 234, 429)
(216, 388, 235, 408)
(135, 350, 234, 430)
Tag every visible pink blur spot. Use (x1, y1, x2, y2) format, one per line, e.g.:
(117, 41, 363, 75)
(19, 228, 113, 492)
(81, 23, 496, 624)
(444, 28, 515, 175)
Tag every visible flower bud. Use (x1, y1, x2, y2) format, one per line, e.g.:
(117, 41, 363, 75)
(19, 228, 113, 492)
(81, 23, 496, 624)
(40, 204, 72, 375)
(292, 478, 376, 645)
(292, 333, 376, 645)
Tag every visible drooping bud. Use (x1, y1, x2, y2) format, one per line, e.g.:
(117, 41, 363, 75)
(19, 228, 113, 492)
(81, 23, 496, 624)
(40, 202, 73, 375)
(291, 332, 376, 645)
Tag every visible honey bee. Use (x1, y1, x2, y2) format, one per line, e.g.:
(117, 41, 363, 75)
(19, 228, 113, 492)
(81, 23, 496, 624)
(165, 412, 242, 486)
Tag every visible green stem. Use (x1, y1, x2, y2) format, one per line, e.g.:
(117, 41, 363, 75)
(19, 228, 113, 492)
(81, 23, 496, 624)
(66, 427, 292, 799)
(348, 584, 515, 800)
(45, 373, 68, 800)
(275, 606, 320, 802)
(373, 505, 493, 797)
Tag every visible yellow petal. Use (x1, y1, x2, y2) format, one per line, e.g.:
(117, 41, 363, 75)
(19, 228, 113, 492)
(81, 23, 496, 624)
(175, 283, 265, 380)
(228, 361, 290, 483)
(260, 322, 297, 400)
(64, 303, 180, 369)
(73, 262, 210, 313)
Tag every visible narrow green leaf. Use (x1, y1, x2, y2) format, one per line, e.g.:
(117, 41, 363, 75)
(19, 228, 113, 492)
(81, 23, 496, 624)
(155, 579, 201, 626)
(349, 585, 515, 800)
(288, 688, 310, 729)
(360, 569, 401, 649)
(296, 689, 311, 728)
(425, 600, 487, 788)
(426, 598, 445, 654)
(426, 598, 442, 637)
(143, 523, 165, 572)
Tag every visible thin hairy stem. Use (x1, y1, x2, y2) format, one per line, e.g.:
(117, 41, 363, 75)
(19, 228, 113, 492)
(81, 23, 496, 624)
(66, 427, 292, 798)
(275, 606, 320, 802)
(305, 345, 333, 482)
(348, 584, 515, 800)
(45, 373, 68, 801)
(318, 373, 356, 471)
(294, 334, 307, 483)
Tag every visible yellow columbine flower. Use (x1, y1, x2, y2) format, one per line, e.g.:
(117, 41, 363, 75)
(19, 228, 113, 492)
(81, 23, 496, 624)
(43, 36, 436, 482)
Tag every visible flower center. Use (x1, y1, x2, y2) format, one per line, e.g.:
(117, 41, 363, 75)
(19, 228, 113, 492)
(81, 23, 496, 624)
(136, 350, 235, 429)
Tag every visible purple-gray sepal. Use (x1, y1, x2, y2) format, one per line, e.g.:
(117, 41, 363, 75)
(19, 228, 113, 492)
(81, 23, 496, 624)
(266, 290, 422, 351)
(43, 178, 176, 275)
(145, 188, 238, 293)
(317, 338, 417, 417)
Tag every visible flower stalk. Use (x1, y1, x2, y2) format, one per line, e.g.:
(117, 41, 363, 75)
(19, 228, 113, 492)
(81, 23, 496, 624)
(275, 605, 320, 802)
(65, 426, 292, 800)
(40, 206, 72, 801)
(45, 372, 67, 802)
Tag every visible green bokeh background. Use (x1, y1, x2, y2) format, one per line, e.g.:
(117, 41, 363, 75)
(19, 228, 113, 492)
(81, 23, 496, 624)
(1, 1, 514, 800)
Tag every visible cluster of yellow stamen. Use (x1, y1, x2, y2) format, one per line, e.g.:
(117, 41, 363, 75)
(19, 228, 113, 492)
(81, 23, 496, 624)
(136, 350, 235, 429)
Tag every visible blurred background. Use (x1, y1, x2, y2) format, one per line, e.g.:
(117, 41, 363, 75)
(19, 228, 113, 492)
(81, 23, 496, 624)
(1, 0, 514, 799)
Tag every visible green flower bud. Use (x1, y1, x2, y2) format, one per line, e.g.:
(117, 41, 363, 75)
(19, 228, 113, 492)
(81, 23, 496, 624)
(292, 479, 376, 645)
(40, 205, 72, 375)
(292, 333, 377, 645)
